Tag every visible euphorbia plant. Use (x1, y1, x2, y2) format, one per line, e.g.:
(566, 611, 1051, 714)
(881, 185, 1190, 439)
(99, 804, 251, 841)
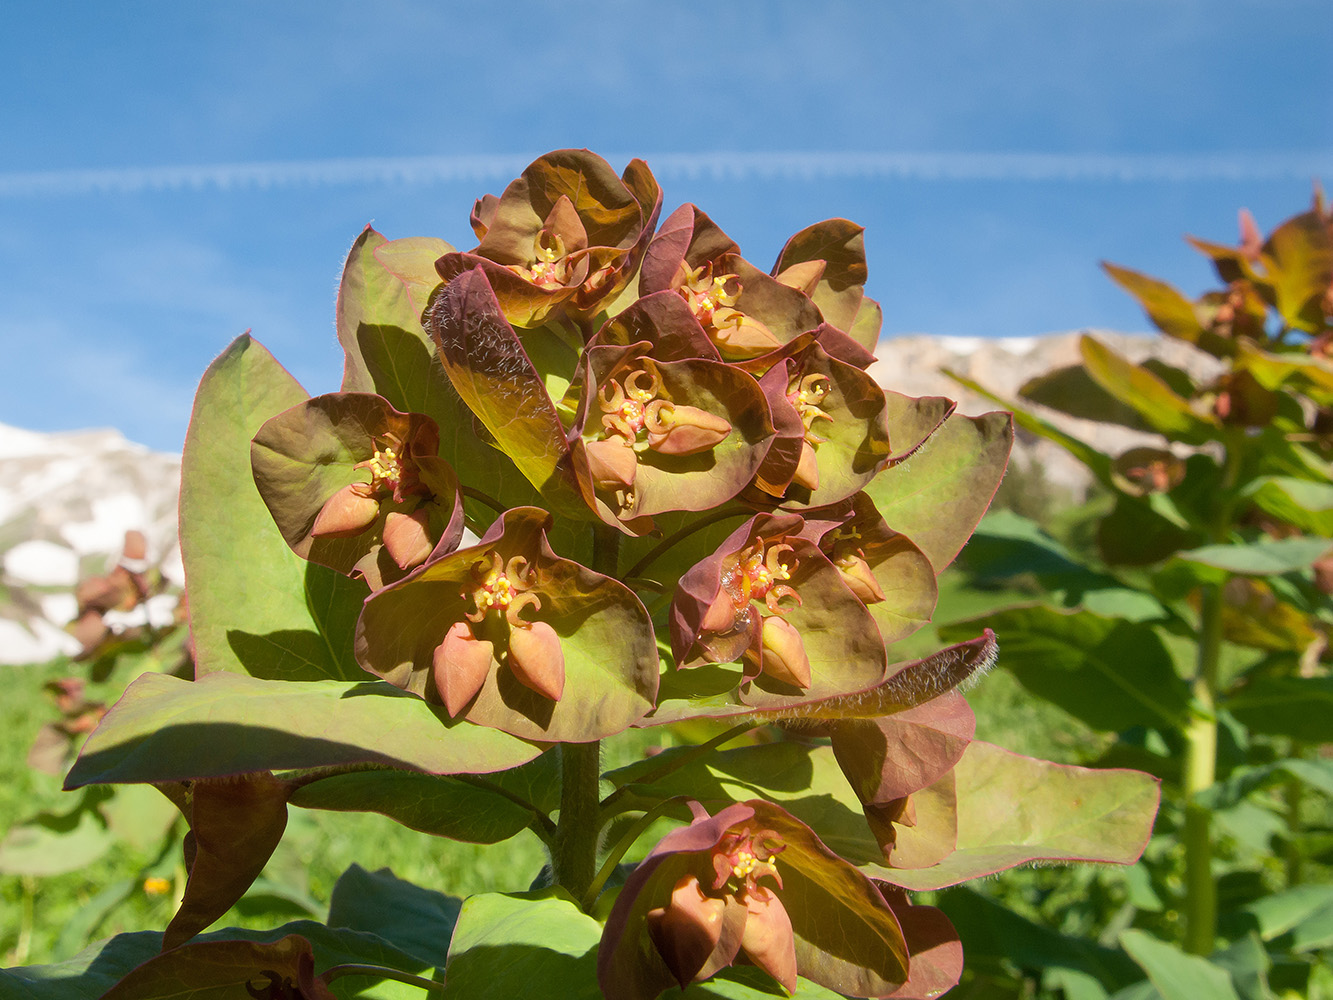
(9, 150, 1159, 999)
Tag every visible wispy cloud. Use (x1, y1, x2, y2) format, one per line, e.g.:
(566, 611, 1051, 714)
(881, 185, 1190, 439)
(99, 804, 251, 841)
(3, 151, 1329, 198)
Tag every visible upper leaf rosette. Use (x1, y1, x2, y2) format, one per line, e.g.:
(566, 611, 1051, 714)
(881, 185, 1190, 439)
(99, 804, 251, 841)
(437, 149, 662, 328)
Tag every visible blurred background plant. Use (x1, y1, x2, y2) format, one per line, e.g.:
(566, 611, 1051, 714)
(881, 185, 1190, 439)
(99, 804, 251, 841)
(937, 191, 1333, 998)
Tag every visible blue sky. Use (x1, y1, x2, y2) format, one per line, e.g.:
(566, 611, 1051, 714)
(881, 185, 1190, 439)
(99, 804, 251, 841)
(2, 1, 1329, 451)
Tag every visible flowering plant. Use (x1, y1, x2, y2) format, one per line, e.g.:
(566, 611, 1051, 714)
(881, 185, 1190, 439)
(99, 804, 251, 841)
(17, 150, 1160, 999)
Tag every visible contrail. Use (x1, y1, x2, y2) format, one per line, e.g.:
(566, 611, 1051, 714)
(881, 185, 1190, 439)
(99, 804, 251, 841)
(1, 151, 1328, 198)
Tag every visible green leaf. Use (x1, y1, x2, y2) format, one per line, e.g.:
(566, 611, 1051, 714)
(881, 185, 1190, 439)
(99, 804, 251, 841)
(1020, 363, 1156, 432)
(290, 768, 537, 844)
(881, 391, 955, 464)
(1231, 884, 1333, 947)
(1102, 262, 1207, 345)
(962, 510, 1167, 621)
(1097, 494, 1200, 567)
(1119, 928, 1242, 1000)
(685, 968, 845, 998)
(1244, 476, 1333, 536)
(105, 936, 332, 1000)
(338, 231, 546, 522)
(938, 607, 1192, 731)
(863, 410, 1013, 572)
(442, 890, 603, 1000)
(181, 334, 368, 682)
(1178, 536, 1332, 576)
(935, 885, 1141, 996)
(1234, 339, 1333, 402)
(0, 788, 115, 876)
(1079, 336, 1216, 443)
(327, 864, 462, 969)
(105, 921, 432, 1000)
(1262, 210, 1333, 332)
(1, 918, 430, 1000)
(335, 227, 449, 394)
(64, 671, 543, 787)
(867, 742, 1160, 890)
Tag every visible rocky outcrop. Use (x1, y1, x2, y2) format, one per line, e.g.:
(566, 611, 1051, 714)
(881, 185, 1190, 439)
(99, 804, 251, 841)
(869, 330, 1223, 494)
(0, 330, 1215, 665)
(0, 424, 181, 664)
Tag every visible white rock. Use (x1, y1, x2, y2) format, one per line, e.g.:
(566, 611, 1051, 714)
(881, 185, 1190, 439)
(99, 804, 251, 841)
(39, 593, 80, 626)
(4, 540, 81, 587)
(0, 617, 81, 665)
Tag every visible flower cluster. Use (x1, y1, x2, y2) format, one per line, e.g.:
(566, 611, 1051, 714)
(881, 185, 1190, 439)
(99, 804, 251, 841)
(243, 149, 1016, 997)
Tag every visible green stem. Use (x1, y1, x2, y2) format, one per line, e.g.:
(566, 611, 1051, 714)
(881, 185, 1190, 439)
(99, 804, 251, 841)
(601, 723, 757, 815)
(583, 797, 686, 910)
(550, 523, 621, 904)
(552, 740, 602, 904)
(460, 484, 506, 514)
(1182, 578, 1223, 955)
(322, 964, 446, 994)
(1284, 741, 1306, 887)
(623, 506, 750, 580)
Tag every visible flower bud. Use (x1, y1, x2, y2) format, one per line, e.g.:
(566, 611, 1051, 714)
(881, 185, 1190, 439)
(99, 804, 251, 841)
(646, 875, 728, 989)
(710, 308, 783, 359)
(645, 403, 732, 456)
(433, 622, 494, 717)
(507, 620, 566, 701)
(773, 258, 826, 296)
(758, 616, 811, 689)
(739, 886, 798, 993)
(585, 437, 639, 489)
(836, 553, 885, 604)
(311, 484, 380, 538)
(383, 508, 433, 570)
(792, 441, 820, 491)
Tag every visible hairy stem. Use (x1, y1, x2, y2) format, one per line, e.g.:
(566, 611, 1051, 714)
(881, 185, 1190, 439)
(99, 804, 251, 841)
(583, 797, 684, 910)
(552, 740, 603, 904)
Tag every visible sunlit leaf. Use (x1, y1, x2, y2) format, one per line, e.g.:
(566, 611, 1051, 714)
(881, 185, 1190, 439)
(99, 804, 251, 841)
(180, 335, 368, 682)
(867, 742, 1160, 890)
(863, 411, 1014, 571)
(64, 671, 543, 787)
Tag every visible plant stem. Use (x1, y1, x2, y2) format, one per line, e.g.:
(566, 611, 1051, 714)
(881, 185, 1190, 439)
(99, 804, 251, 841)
(322, 964, 446, 994)
(550, 523, 621, 903)
(1182, 578, 1223, 955)
(552, 739, 602, 903)
(1284, 741, 1305, 887)
(623, 506, 749, 580)
(583, 797, 684, 910)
